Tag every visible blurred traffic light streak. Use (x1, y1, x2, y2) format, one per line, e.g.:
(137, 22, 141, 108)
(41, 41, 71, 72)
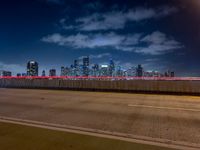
(1, 76, 200, 81)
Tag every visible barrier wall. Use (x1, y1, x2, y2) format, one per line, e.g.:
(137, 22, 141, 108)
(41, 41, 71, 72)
(1, 78, 200, 94)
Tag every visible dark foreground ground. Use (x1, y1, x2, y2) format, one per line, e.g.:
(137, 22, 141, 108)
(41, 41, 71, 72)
(0, 88, 200, 149)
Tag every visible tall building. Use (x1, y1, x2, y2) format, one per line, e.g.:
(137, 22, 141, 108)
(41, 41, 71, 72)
(100, 65, 109, 76)
(92, 64, 99, 76)
(74, 59, 79, 69)
(17, 73, 21, 77)
(109, 59, 115, 76)
(126, 67, 135, 77)
(170, 71, 175, 77)
(0, 70, 12, 77)
(22, 73, 27, 76)
(42, 70, 46, 77)
(136, 64, 143, 77)
(144, 70, 160, 77)
(49, 69, 56, 76)
(27, 61, 39, 76)
(61, 66, 71, 76)
(164, 70, 175, 77)
(61, 66, 65, 76)
(116, 66, 123, 76)
(74, 59, 80, 76)
(83, 56, 90, 76)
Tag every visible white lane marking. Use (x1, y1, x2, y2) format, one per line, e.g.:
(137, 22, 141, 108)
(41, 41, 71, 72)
(128, 104, 200, 112)
(0, 116, 200, 150)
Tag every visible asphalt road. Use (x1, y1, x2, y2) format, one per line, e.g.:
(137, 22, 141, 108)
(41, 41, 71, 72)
(0, 88, 200, 149)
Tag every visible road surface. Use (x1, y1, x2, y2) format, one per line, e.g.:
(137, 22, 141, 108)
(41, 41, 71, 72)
(0, 88, 200, 149)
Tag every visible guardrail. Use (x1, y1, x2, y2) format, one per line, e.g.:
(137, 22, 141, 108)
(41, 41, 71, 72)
(1, 76, 200, 81)
(1, 77, 200, 95)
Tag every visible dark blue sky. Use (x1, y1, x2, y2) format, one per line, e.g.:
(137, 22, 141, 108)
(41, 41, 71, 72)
(0, 0, 200, 76)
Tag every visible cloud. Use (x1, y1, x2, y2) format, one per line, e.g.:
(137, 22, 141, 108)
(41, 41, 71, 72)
(76, 12, 126, 31)
(135, 31, 183, 55)
(79, 53, 111, 60)
(145, 58, 160, 62)
(62, 6, 178, 31)
(121, 62, 134, 69)
(90, 53, 111, 59)
(42, 32, 127, 48)
(42, 31, 182, 55)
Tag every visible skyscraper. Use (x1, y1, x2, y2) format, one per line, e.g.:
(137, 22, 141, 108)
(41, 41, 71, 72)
(0, 70, 12, 77)
(17, 73, 21, 77)
(27, 61, 39, 76)
(92, 64, 99, 76)
(126, 67, 135, 77)
(61, 66, 71, 76)
(100, 65, 109, 76)
(164, 70, 175, 77)
(42, 70, 46, 77)
(83, 56, 90, 76)
(49, 69, 56, 76)
(61, 66, 65, 76)
(136, 64, 143, 77)
(74, 59, 80, 76)
(74, 59, 79, 69)
(116, 66, 123, 76)
(109, 59, 115, 76)
(170, 71, 175, 77)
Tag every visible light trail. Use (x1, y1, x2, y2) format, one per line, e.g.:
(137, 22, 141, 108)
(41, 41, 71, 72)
(0, 76, 200, 81)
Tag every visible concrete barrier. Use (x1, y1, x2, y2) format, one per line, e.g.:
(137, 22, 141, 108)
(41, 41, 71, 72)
(1, 78, 200, 95)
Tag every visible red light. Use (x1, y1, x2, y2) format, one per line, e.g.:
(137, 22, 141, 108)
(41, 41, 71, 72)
(0, 76, 200, 81)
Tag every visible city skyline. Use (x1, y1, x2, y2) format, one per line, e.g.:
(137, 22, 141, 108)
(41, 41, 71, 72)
(1, 57, 175, 78)
(0, 0, 200, 76)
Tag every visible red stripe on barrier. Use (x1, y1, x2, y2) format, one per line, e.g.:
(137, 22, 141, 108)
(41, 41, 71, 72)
(0, 76, 200, 81)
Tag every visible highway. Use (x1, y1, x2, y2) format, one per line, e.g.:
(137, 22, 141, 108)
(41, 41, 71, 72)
(0, 88, 200, 149)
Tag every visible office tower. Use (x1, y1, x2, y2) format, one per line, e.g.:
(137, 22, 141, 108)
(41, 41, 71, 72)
(170, 71, 175, 77)
(5, 71, 12, 76)
(0, 70, 12, 77)
(74, 59, 79, 69)
(42, 70, 46, 77)
(69, 64, 75, 76)
(109, 59, 115, 76)
(17, 73, 21, 77)
(165, 70, 175, 77)
(27, 61, 39, 76)
(65, 67, 71, 76)
(74, 59, 80, 76)
(49, 69, 56, 76)
(164, 70, 174, 77)
(83, 56, 89, 76)
(61, 66, 71, 76)
(164, 71, 169, 77)
(100, 65, 109, 76)
(22, 73, 27, 76)
(61, 66, 65, 76)
(92, 64, 99, 76)
(136, 64, 143, 77)
(126, 67, 135, 77)
(116, 66, 123, 76)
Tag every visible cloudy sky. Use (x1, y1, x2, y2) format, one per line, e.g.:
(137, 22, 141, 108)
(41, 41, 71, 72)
(0, 0, 200, 76)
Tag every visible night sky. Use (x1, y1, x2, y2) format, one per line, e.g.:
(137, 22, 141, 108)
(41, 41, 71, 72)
(0, 0, 200, 76)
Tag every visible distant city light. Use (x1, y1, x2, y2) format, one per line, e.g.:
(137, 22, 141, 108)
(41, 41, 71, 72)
(101, 65, 108, 68)
(0, 57, 176, 78)
(1, 76, 200, 81)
